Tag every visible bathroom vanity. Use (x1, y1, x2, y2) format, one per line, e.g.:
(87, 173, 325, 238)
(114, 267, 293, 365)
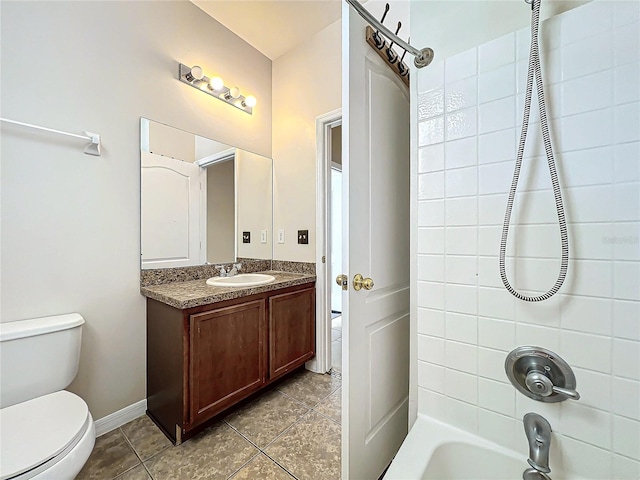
(142, 272, 315, 444)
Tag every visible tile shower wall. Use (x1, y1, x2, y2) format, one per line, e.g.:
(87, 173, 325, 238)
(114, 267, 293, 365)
(413, 1, 639, 478)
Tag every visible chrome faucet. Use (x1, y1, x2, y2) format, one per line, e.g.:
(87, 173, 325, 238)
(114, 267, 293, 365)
(523, 413, 552, 476)
(216, 265, 228, 277)
(228, 263, 242, 276)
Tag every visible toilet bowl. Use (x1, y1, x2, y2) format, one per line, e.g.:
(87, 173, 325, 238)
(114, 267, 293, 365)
(0, 314, 96, 480)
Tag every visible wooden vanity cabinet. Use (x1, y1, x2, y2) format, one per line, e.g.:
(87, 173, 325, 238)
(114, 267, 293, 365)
(146, 282, 315, 444)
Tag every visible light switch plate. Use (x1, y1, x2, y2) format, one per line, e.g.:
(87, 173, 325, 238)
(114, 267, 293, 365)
(277, 229, 285, 244)
(261, 230, 267, 244)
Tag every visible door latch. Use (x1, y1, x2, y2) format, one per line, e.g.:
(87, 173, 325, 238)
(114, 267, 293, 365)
(336, 274, 348, 290)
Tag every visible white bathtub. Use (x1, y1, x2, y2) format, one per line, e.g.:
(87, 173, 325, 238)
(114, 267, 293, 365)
(384, 415, 581, 480)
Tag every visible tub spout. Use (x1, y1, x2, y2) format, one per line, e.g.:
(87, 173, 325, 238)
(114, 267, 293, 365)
(524, 413, 552, 474)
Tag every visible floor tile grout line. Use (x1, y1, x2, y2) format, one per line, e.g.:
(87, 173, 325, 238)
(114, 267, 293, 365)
(224, 448, 262, 480)
(118, 423, 171, 468)
(111, 427, 145, 480)
(257, 408, 318, 453)
(260, 451, 302, 480)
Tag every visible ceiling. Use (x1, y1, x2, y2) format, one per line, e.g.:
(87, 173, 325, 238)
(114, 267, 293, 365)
(191, 1, 342, 60)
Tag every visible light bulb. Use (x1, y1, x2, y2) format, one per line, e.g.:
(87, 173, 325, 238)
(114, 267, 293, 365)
(186, 65, 204, 82)
(209, 76, 224, 91)
(243, 95, 257, 108)
(228, 86, 241, 99)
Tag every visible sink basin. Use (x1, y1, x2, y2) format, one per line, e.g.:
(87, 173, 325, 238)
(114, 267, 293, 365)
(206, 273, 276, 288)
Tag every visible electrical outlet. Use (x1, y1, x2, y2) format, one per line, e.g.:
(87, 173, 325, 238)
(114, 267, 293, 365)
(277, 229, 285, 244)
(298, 230, 309, 244)
(242, 231, 250, 243)
(261, 230, 267, 244)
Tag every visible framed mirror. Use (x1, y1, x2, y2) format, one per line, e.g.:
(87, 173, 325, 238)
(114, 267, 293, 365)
(140, 118, 272, 269)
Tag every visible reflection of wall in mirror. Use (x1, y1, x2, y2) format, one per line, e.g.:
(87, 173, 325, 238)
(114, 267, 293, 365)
(236, 150, 272, 260)
(148, 120, 195, 161)
(206, 160, 236, 264)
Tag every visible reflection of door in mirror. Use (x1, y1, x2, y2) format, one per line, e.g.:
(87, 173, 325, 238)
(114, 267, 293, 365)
(140, 118, 273, 270)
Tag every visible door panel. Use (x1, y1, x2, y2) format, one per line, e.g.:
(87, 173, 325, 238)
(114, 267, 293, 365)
(343, 2, 411, 478)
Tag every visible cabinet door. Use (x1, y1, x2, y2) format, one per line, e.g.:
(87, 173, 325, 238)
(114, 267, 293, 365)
(189, 299, 265, 425)
(269, 287, 316, 379)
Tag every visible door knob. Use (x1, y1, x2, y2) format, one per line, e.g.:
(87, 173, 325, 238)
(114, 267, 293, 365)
(353, 273, 374, 291)
(336, 274, 348, 291)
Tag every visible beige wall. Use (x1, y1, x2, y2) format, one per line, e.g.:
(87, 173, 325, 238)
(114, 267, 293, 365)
(1, 1, 271, 419)
(236, 150, 273, 260)
(207, 160, 236, 264)
(272, 20, 342, 262)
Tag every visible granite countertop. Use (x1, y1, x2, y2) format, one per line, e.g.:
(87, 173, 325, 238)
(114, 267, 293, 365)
(140, 271, 316, 309)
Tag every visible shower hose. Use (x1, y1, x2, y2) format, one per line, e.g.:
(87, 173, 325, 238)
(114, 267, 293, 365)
(499, 0, 569, 302)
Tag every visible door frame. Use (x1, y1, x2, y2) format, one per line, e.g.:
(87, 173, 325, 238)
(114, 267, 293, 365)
(306, 108, 342, 374)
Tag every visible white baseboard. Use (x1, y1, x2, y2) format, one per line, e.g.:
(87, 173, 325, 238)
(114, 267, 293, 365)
(94, 399, 147, 437)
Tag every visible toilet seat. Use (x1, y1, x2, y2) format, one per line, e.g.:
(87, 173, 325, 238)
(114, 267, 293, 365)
(0, 391, 91, 480)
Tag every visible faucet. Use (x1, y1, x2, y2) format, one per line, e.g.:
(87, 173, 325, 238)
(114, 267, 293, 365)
(228, 263, 242, 276)
(523, 413, 552, 475)
(216, 265, 228, 277)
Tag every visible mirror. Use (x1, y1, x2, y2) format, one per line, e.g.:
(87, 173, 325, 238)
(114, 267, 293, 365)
(140, 118, 272, 269)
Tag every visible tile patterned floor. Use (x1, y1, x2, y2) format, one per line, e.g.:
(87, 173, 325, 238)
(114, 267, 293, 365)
(78, 370, 342, 480)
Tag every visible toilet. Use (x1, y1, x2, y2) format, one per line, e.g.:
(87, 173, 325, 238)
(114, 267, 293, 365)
(0, 313, 96, 480)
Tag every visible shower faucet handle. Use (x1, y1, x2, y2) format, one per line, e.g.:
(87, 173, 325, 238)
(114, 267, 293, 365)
(525, 370, 581, 401)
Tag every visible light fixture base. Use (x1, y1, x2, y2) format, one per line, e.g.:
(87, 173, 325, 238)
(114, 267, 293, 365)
(178, 64, 254, 115)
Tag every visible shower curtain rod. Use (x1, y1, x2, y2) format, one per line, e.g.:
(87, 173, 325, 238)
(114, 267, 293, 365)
(345, 0, 434, 68)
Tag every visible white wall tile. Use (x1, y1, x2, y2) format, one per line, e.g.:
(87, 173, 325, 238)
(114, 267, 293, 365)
(615, 102, 640, 144)
(516, 293, 561, 327)
(445, 312, 478, 344)
(478, 128, 517, 165)
(417, 307, 445, 337)
(445, 255, 477, 285)
(562, 31, 613, 81)
(561, 402, 612, 449)
(614, 261, 640, 301)
(417, 254, 445, 282)
(614, 2, 640, 27)
(614, 182, 640, 222)
(417, 388, 446, 421)
(513, 224, 566, 258)
(613, 338, 640, 380)
(478, 161, 514, 195)
(571, 367, 612, 412)
(478, 316, 515, 351)
(445, 108, 477, 141)
(556, 435, 613, 480)
(614, 21, 640, 66)
(478, 226, 501, 256)
(562, 70, 613, 117)
(613, 300, 640, 341)
(418, 143, 444, 173)
(515, 26, 530, 61)
(446, 226, 478, 255)
(561, 0, 612, 46)
(417, 334, 445, 365)
(613, 453, 640, 480)
(418, 199, 444, 227)
(479, 33, 515, 73)
(614, 142, 640, 183)
(513, 257, 564, 293)
(479, 96, 516, 134)
(478, 194, 508, 226)
(478, 287, 515, 321)
(515, 394, 562, 427)
(445, 283, 477, 314)
(561, 108, 613, 152)
(444, 397, 478, 433)
(615, 62, 640, 105)
(418, 171, 444, 200)
(560, 146, 614, 188)
(445, 368, 478, 403)
(612, 377, 640, 420)
(418, 88, 444, 120)
(417, 59, 444, 93)
(570, 223, 614, 261)
(478, 410, 517, 451)
(560, 294, 612, 336)
(478, 347, 509, 382)
(418, 360, 445, 393)
(479, 63, 516, 104)
(564, 185, 614, 223)
(417, 281, 445, 310)
(417, 227, 445, 254)
(613, 416, 640, 460)
(445, 137, 477, 169)
(516, 323, 560, 352)
(561, 330, 612, 374)
(564, 259, 613, 298)
(478, 377, 515, 417)
(445, 48, 477, 84)
(418, 116, 444, 146)
(445, 76, 477, 113)
(478, 256, 506, 288)
(446, 197, 478, 229)
(445, 166, 477, 198)
(445, 340, 477, 374)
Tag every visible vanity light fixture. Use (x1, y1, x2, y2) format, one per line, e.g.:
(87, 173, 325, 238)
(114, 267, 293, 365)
(178, 64, 256, 115)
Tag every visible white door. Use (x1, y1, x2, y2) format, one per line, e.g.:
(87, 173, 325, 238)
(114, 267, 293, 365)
(342, 3, 411, 479)
(141, 151, 206, 268)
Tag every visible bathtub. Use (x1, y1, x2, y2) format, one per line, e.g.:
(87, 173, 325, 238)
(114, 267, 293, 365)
(384, 415, 581, 480)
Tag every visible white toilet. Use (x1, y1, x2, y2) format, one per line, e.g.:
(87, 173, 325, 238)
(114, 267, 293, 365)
(0, 313, 96, 480)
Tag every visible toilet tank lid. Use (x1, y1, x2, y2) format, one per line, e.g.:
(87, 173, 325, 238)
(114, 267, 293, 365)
(0, 313, 84, 342)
